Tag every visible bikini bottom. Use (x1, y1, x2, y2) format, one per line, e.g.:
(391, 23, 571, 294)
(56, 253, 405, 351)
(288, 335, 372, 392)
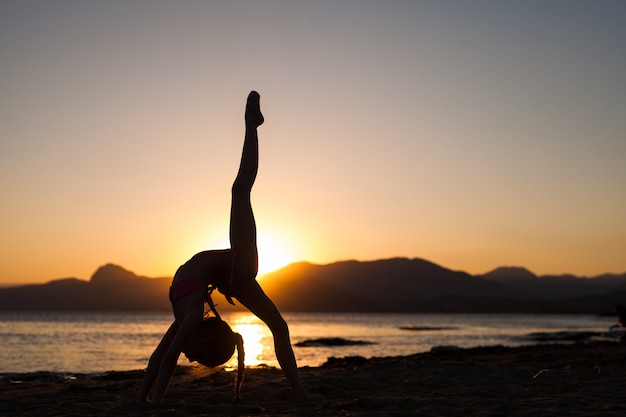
(169, 278, 207, 304)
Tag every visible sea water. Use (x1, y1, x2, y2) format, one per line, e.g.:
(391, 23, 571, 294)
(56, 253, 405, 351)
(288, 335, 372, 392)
(0, 311, 616, 374)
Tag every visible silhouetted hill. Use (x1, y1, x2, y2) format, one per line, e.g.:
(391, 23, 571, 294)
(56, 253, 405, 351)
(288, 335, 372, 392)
(480, 266, 626, 300)
(1, 259, 625, 313)
(260, 258, 507, 311)
(0, 264, 172, 311)
(259, 259, 626, 313)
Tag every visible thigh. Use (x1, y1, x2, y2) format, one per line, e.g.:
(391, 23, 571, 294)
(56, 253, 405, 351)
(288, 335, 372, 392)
(229, 195, 258, 276)
(234, 281, 287, 333)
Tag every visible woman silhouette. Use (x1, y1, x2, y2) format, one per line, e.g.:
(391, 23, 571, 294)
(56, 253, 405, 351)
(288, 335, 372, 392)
(138, 91, 307, 404)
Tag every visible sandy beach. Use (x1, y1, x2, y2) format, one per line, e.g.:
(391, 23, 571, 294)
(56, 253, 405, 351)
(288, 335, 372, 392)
(2, 342, 625, 417)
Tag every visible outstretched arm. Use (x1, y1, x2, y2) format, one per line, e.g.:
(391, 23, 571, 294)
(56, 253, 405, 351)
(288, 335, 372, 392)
(150, 292, 205, 403)
(138, 321, 179, 401)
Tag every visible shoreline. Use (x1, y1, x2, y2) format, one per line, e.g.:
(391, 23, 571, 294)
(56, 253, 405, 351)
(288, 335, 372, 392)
(2, 341, 626, 416)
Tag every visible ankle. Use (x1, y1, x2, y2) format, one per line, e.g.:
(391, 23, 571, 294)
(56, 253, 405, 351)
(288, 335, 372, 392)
(245, 120, 261, 130)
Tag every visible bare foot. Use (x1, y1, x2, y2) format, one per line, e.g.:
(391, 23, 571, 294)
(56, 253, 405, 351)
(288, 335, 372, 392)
(245, 91, 264, 128)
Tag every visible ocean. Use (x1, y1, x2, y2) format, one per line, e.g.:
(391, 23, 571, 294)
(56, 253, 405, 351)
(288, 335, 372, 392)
(0, 311, 618, 375)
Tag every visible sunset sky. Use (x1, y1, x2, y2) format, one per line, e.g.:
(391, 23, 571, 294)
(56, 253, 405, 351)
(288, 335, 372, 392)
(2, 1, 625, 285)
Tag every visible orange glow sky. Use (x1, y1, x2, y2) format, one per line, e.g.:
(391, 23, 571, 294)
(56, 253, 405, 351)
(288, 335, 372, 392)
(1, 1, 625, 284)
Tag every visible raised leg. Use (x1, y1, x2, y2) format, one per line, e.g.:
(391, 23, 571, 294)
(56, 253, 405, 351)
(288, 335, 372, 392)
(230, 92, 307, 402)
(229, 91, 264, 276)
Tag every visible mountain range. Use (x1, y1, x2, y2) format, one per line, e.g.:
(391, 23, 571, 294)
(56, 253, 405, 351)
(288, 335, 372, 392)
(1, 258, 625, 313)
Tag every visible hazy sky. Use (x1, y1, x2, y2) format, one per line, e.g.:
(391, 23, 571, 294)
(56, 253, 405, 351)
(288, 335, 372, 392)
(2, 1, 625, 284)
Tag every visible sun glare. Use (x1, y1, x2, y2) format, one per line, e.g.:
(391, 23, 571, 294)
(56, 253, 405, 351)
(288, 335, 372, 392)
(257, 231, 294, 275)
(227, 313, 273, 368)
(202, 230, 294, 276)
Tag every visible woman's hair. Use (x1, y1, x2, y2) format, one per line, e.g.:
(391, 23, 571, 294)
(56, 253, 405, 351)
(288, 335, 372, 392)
(183, 317, 245, 403)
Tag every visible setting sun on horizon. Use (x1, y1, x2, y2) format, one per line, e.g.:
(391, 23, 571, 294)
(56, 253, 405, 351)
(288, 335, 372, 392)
(1, 1, 625, 285)
(204, 231, 295, 278)
(256, 231, 296, 277)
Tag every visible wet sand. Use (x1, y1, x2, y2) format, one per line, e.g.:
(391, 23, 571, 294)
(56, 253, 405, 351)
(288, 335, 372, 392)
(2, 342, 625, 416)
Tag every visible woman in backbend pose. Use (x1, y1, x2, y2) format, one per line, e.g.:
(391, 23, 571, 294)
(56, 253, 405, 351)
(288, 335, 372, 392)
(138, 91, 307, 404)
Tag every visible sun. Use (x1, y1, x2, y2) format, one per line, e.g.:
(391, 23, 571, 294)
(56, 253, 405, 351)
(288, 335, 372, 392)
(197, 229, 294, 276)
(256, 231, 293, 275)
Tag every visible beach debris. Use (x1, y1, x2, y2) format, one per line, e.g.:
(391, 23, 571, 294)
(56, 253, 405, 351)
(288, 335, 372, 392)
(532, 369, 552, 379)
(295, 337, 374, 347)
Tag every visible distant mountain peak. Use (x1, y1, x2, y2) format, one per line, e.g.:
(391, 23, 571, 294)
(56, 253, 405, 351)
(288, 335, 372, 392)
(482, 266, 537, 281)
(2, 258, 626, 312)
(90, 263, 139, 284)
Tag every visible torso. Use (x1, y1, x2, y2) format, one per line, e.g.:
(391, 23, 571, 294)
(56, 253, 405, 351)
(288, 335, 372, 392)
(173, 249, 232, 287)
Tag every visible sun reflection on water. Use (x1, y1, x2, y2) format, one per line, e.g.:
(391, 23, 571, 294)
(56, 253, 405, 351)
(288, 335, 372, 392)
(226, 312, 274, 368)
(0, 312, 617, 374)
